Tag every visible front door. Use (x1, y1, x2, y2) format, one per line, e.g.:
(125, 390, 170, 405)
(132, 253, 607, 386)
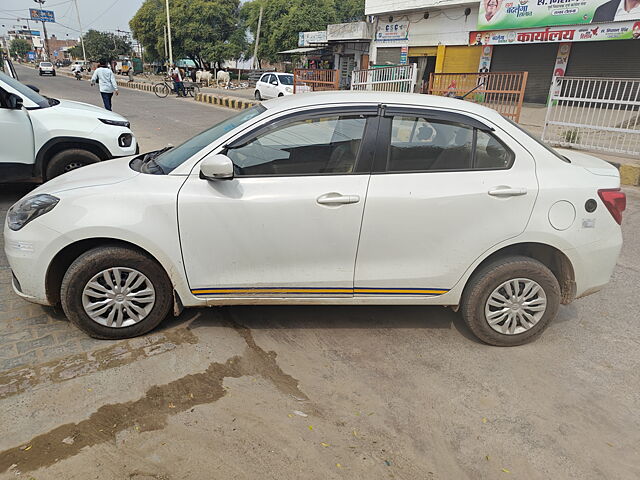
(354, 107, 538, 298)
(178, 108, 378, 299)
(0, 88, 35, 181)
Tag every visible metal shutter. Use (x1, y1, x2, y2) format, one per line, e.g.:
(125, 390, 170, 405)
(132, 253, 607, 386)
(443, 46, 482, 73)
(566, 41, 640, 78)
(376, 47, 401, 66)
(491, 44, 559, 104)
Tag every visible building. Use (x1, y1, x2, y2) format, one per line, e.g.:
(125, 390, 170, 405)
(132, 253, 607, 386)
(327, 22, 373, 87)
(47, 34, 78, 61)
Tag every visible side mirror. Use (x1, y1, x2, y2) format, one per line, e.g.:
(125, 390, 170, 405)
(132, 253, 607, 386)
(200, 153, 234, 180)
(6, 93, 23, 110)
(26, 84, 40, 93)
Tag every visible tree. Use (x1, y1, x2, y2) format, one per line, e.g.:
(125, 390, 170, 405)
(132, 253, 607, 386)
(68, 30, 131, 62)
(130, 0, 245, 68)
(241, 0, 365, 65)
(9, 39, 31, 58)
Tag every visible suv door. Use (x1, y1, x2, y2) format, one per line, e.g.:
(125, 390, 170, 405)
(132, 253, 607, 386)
(354, 107, 538, 298)
(178, 107, 379, 299)
(0, 88, 35, 181)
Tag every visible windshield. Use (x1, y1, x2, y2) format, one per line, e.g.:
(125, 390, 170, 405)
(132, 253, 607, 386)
(154, 104, 267, 173)
(0, 70, 50, 108)
(40, 62, 53, 67)
(278, 75, 293, 85)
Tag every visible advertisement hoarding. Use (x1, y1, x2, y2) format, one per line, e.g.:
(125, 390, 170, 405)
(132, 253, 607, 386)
(298, 31, 327, 47)
(470, 19, 640, 44)
(29, 8, 55, 23)
(477, 0, 640, 31)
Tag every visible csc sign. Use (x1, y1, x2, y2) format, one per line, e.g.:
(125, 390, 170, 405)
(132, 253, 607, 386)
(376, 20, 409, 41)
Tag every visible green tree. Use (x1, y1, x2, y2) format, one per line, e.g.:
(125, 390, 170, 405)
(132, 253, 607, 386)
(130, 0, 244, 68)
(68, 30, 131, 61)
(9, 38, 32, 58)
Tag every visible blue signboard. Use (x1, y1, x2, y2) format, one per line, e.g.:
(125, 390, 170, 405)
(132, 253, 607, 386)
(27, 51, 36, 61)
(54, 50, 59, 57)
(29, 8, 55, 23)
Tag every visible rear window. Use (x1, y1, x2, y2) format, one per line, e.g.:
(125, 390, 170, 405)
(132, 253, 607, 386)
(41, 63, 53, 67)
(504, 117, 570, 163)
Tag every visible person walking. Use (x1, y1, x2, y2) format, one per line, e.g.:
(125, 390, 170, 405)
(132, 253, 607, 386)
(90, 59, 119, 111)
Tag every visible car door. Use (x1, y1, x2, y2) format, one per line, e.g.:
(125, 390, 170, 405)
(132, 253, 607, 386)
(264, 74, 277, 98)
(178, 106, 379, 299)
(0, 87, 35, 181)
(354, 107, 538, 298)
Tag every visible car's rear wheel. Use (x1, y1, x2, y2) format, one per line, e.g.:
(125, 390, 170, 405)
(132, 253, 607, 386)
(61, 246, 173, 339)
(461, 256, 560, 347)
(254, 89, 262, 101)
(45, 148, 101, 180)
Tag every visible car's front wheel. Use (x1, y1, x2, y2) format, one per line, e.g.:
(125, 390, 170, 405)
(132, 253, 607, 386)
(45, 148, 101, 180)
(461, 256, 560, 347)
(61, 245, 173, 339)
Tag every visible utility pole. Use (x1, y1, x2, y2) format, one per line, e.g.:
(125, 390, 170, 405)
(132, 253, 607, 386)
(163, 25, 168, 64)
(252, 4, 263, 70)
(33, 0, 50, 61)
(72, 0, 86, 64)
(165, 0, 173, 67)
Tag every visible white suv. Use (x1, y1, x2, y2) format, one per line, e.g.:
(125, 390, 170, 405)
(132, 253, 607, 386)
(0, 70, 137, 182)
(38, 62, 56, 76)
(4, 92, 624, 346)
(254, 72, 294, 100)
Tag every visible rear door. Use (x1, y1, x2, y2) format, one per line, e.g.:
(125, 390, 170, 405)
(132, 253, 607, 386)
(354, 107, 538, 298)
(0, 87, 35, 180)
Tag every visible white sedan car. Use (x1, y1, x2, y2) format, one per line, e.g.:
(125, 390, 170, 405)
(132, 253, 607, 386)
(38, 62, 56, 76)
(254, 72, 294, 100)
(4, 92, 624, 346)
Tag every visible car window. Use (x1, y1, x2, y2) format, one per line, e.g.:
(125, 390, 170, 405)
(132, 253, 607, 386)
(226, 115, 367, 176)
(41, 63, 53, 67)
(0, 71, 49, 108)
(475, 130, 515, 169)
(278, 75, 293, 85)
(154, 104, 266, 173)
(264, 74, 274, 83)
(388, 116, 474, 172)
(260, 74, 269, 83)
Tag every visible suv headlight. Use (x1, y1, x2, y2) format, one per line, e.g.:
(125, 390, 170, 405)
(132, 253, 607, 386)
(99, 118, 131, 128)
(7, 194, 60, 231)
(285, 86, 293, 93)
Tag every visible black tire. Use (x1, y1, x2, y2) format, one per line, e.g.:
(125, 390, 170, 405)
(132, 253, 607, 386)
(39, 72, 42, 76)
(45, 149, 101, 180)
(154, 82, 170, 98)
(188, 85, 200, 97)
(60, 245, 173, 339)
(278, 93, 284, 97)
(52, 72, 56, 76)
(461, 256, 560, 347)
(254, 90, 262, 101)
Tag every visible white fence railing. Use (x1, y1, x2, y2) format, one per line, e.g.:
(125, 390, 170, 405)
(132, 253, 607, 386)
(351, 64, 417, 93)
(542, 76, 640, 156)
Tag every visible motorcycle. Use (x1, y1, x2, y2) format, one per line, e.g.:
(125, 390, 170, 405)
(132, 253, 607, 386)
(74, 69, 83, 80)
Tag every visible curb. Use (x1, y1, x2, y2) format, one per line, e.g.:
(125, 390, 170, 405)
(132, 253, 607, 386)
(194, 92, 257, 110)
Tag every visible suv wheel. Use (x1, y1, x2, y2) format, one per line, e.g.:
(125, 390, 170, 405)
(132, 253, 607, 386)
(61, 245, 173, 339)
(45, 148, 101, 180)
(254, 89, 262, 101)
(461, 256, 560, 347)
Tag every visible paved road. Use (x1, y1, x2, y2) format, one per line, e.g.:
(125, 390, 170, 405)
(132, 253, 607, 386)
(15, 64, 234, 152)
(1, 68, 639, 479)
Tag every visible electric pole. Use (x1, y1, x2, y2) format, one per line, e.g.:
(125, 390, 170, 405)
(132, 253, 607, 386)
(165, 0, 173, 67)
(252, 5, 263, 70)
(33, 0, 50, 61)
(72, 0, 86, 64)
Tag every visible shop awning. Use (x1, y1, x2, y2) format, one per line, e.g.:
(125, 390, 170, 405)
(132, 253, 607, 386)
(277, 47, 325, 55)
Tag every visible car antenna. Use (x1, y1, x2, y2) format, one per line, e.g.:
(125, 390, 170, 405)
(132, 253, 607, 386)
(455, 79, 485, 100)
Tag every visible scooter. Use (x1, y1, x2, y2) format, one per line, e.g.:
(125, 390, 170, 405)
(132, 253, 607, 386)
(74, 69, 82, 80)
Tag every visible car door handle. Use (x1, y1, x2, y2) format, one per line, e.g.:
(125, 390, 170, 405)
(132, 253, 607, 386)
(316, 193, 360, 205)
(488, 187, 527, 197)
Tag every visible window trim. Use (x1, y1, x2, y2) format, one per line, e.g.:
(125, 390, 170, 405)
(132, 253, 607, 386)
(373, 113, 515, 175)
(224, 107, 379, 178)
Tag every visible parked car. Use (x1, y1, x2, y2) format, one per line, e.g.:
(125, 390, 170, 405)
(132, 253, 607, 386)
(254, 72, 295, 100)
(0, 70, 138, 182)
(38, 62, 56, 76)
(4, 92, 624, 346)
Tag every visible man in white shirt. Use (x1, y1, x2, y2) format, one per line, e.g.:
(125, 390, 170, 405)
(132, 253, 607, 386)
(592, 0, 640, 21)
(90, 59, 119, 111)
(171, 64, 186, 97)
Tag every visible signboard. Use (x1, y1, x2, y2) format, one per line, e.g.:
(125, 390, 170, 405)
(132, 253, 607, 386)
(375, 20, 409, 42)
(470, 20, 640, 44)
(27, 51, 36, 61)
(29, 8, 55, 23)
(551, 42, 571, 101)
(478, 45, 493, 72)
(399, 46, 408, 64)
(477, 0, 640, 31)
(298, 31, 327, 47)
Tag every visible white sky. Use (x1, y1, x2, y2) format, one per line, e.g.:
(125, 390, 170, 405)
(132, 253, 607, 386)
(0, 0, 146, 39)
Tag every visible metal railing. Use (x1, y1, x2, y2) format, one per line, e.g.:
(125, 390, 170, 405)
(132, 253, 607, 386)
(293, 69, 339, 93)
(350, 64, 418, 93)
(542, 76, 640, 156)
(428, 72, 528, 123)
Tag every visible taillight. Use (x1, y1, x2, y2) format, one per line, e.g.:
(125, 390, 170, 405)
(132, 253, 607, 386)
(598, 189, 626, 225)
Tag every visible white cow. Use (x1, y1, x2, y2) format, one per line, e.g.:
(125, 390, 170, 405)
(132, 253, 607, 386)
(196, 70, 213, 87)
(216, 70, 231, 89)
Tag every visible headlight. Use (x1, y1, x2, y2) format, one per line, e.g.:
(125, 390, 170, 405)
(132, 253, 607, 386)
(99, 118, 131, 128)
(285, 87, 293, 93)
(7, 194, 60, 231)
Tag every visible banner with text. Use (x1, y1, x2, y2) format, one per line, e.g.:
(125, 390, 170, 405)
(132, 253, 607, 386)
(478, 0, 640, 31)
(470, 20, 640, 44)
(375, 20, 409, 42)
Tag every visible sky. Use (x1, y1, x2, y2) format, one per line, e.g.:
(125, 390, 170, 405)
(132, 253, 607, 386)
(0, 0, 146, 39)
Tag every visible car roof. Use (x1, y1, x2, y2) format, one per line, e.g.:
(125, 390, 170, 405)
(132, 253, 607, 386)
(262, 91, 505, 123)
